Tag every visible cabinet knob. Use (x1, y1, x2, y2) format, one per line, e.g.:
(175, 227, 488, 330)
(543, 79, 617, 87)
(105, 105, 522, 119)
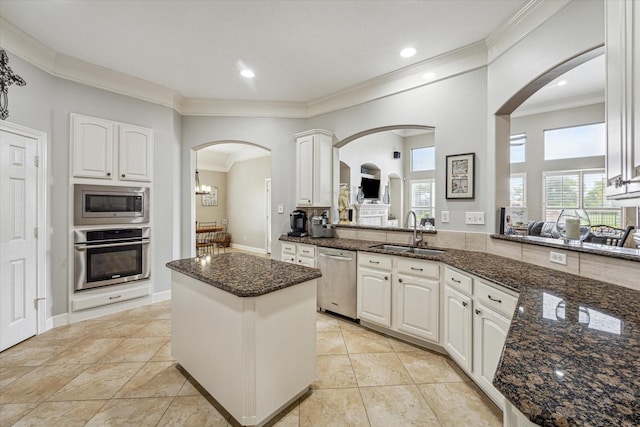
(121, 174, 126, 178)
(384, 276, 388, 281)
(475, 309, 481, 315)
(106, 172, 111, 176)
(462, 301, 468, 307)
(398, 278, 403, 283)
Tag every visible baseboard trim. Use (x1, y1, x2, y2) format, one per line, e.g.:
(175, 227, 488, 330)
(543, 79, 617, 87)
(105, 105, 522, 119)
(230, 243, 267, 254)
(153, 290, 172, 302)
(45, 313, 69, 331)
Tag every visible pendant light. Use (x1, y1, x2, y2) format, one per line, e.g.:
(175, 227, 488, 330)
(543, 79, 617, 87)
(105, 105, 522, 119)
(195, 150, 211, 195)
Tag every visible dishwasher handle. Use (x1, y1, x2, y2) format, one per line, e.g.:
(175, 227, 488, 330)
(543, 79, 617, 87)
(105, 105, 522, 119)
(318, 253, 353, 261)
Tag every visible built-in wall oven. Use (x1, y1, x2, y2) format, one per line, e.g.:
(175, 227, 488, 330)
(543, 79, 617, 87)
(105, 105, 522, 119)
(74, 184, 149, 225)
(74, 227, 150, 291)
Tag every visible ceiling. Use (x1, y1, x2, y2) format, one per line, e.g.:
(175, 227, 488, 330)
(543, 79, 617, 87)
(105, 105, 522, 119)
(0, 0, 529, 104)
(198, 143, 270, 171)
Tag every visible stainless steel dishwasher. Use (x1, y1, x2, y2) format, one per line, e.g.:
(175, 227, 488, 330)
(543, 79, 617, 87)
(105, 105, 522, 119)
(317, 247, 357, 320)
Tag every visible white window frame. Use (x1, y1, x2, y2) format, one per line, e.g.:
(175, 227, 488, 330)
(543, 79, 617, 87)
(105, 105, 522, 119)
(542, 169, 622, 227)
(410, 146, 435, 172)
(510, 173, 527, 207)
(409, 178, 435, 222)
(510, 133, 526, 164)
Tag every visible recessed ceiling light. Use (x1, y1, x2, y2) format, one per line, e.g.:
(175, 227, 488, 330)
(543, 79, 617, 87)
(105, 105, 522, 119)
(241, 69, 255, 78)
(557, 80, 567, 86)
(422, 72, 436, 80)
(400, 47, 417, 58)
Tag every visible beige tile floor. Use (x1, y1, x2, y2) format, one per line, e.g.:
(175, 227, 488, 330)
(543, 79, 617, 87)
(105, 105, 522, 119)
(0, 301, 502, 426)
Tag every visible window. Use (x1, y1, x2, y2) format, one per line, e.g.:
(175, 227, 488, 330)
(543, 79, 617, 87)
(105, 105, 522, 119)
(543, 170, 621, 227)
(510, 133, 526, 163)
(510, 173, 526, 207)
(410, 179, 435, 222)
(544, 123, 605, 160)
(411, 147, 435, 172)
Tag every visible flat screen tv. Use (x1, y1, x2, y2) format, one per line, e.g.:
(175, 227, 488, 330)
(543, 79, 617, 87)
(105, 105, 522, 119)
(361, 177, 380, 199)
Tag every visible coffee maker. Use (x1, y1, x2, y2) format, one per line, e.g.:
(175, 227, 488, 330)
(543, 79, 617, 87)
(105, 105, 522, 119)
(288, 210, 308, 237)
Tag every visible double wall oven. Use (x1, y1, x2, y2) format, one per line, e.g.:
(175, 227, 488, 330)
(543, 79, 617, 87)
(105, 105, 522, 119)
(73, 184, 151, 291)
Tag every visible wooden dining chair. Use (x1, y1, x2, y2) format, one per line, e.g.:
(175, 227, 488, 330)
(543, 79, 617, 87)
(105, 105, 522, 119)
(196, 221, 217, 255)
(213, 219, 230, 254)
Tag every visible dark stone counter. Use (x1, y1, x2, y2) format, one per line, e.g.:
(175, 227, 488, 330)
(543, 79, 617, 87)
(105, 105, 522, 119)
(166, 252, 321, 297)
(280, 235, 640, 427)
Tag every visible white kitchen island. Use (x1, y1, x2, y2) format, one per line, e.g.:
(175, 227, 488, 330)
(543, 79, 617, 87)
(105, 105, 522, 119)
(166, 253, 321, 426)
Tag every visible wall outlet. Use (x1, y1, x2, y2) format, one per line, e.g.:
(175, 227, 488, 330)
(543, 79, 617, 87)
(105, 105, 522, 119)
(441, 211, 450, 223)
(549, 251, 567, 265)
(277, 203, 284, 214)
(465, 212, 485, 225)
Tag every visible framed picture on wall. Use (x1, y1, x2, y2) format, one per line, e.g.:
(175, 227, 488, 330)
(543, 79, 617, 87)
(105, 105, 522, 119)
(201, 187, 218, 206)
(445, 153, 475, 199)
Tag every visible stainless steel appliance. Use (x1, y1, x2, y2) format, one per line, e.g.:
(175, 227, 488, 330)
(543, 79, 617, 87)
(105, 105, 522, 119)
(74, 227, 150, 291)
(317, 247, 357, 320)
(74, 184, 149, 225)
(288, 210, 308, 237)
(311, 212, 334, 238)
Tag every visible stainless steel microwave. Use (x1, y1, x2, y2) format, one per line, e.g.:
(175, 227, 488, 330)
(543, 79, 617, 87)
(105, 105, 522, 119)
(74, 184, 149, 225)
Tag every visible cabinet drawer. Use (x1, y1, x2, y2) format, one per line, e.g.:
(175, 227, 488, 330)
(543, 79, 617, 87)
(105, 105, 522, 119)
(444, 267, 472, 295)
(281, 254, 296, 264)
(475, 281, 518, 318)
(282, 243, 297, 255)
(72, 284, 149, 312)
(297, 257, 316, 268)
(358, 253, 392, 270)
(397, 258, 439, 279)
(298, 244, 316, 258)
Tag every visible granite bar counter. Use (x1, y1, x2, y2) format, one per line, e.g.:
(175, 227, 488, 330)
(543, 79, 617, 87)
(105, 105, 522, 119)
(280, 235, 640, 426)
(166, 253, 321, 426)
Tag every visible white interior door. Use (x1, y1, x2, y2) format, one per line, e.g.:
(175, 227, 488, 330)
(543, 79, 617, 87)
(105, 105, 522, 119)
(1, 127, 38, 351)
(265, 179, 271, 254)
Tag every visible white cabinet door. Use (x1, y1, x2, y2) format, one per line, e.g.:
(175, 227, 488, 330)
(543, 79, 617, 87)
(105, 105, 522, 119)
(443, 285, 472, 373)
(119, 124, 153, 182)
(296, 135, 314, 206)
(473, 302, 510, 408)
(297, 256, 316, 268)
(357, 267, 391, 327)
(72, 114, 114, 179)
(395, 273, 439, 342)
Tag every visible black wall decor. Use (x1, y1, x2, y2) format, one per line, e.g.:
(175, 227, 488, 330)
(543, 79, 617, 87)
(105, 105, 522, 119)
(0, 50, 26, 120)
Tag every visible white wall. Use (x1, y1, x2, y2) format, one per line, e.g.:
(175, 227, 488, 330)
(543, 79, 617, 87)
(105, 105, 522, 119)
(180, 116, 306, 257)
(511, 103, 605, 218)
(227, 156, 271, 250)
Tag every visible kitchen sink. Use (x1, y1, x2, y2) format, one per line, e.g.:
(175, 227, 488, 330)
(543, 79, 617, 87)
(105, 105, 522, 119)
(406, 247, 444, 256)
(370, 244, 412, 252)
(369, 244, 444, 256)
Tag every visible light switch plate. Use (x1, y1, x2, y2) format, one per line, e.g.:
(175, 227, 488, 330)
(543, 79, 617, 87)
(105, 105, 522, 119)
(465, 212, 485, 225)
(441, 211, 450, 223)
(277, 204, 284, 214)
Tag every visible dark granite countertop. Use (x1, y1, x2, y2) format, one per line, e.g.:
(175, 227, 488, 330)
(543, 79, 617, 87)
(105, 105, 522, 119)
(166, 252, 321, 297)
(280, 235, 640, 427)
(491, 234, 640, 262)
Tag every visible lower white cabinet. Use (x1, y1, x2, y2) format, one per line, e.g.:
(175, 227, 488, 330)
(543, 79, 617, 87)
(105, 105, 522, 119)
(473, 302, 511, 407)
(504, 400, 539, 426)
(443, 284, 472, 372)
(395, 273, 439, 342)
(281, 242, 316, 267)
(357, 265, 392, 327)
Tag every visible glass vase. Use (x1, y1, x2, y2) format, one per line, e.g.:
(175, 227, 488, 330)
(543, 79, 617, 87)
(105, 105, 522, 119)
(382, 185, 390, 204)
(555, 209, 591, 243)
(356, 186, 365, 204)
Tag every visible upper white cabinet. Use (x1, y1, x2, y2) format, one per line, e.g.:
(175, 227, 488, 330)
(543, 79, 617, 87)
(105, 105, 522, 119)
(294, 130, 333, 207)
(605, 1, 640, 198)
(72, 114, 153, 183)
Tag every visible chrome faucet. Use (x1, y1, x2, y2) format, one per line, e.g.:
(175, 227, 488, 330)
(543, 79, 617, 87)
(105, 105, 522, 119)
(405, 210, 423, 247)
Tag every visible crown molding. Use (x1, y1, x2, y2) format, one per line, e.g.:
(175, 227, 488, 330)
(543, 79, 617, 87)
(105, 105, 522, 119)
(485, 0, 572, 64)
(180, 98, 308, 118)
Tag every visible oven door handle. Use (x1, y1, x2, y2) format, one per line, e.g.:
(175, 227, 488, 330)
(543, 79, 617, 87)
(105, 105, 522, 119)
(74, 240, 150, 251)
